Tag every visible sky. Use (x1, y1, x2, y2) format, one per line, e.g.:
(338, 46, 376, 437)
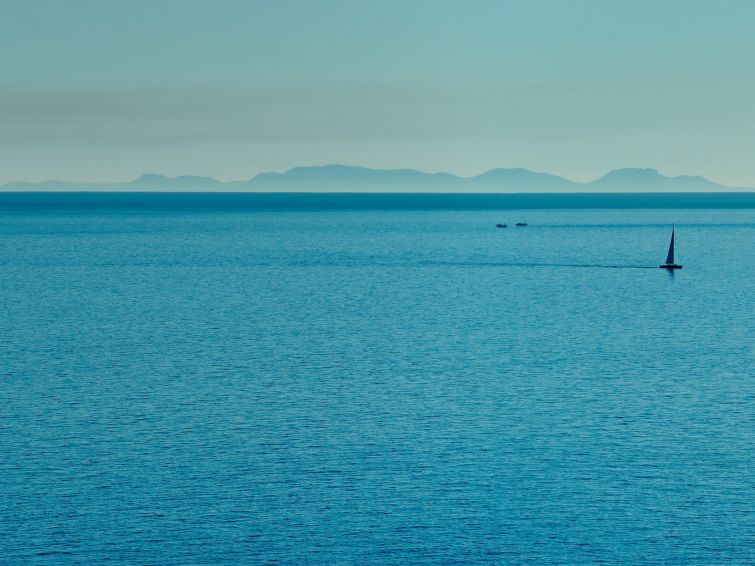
(2, 0, 755, 186)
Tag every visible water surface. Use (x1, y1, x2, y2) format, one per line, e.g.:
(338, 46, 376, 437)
(1, 206, 753, 564)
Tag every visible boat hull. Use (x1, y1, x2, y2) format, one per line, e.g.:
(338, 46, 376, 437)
(659, 264, 683, 269)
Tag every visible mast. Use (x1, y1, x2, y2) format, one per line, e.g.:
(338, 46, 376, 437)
(665, 224, 675, 265)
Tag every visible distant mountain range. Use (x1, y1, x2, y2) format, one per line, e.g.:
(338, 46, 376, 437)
(3, 165, 751, 192)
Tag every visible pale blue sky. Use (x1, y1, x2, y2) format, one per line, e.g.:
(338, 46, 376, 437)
(2, 0, 755, 185)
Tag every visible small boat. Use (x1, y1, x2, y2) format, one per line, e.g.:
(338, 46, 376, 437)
(496, 223, 507, 228)
(659, 224, 682, 269)
(515, 222, 528, 227)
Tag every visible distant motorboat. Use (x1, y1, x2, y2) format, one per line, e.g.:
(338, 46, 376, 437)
(496, 223, 507, 228)
(515, 222, 528, 227)
(660, 224, 683, 269)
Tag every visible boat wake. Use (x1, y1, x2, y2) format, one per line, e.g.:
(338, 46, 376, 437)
(418, 261, 657, 269)
(501, 262, 657, 269)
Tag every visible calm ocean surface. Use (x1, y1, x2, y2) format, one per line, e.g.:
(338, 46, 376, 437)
(1, 200, 753, 564)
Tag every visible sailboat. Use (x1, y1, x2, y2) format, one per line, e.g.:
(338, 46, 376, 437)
(659, 225, 682, 269)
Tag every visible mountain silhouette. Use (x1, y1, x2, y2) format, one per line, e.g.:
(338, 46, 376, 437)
(250, 164, 460, 190)
(467, 168, 577, 190)
(590, 168, 721, 191)
(248, 165, 581, 191)
(2, 165, 748, 192)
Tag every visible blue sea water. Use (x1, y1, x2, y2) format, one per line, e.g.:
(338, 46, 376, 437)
(0, 201, 753, 564)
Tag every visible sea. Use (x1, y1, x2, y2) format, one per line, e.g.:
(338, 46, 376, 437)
(1, 193, 753, 564)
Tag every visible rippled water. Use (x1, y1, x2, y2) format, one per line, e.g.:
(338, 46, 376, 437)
(1, 206, 753, 564)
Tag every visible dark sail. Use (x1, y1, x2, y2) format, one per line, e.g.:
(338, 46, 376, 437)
(665, 226, 675, 265)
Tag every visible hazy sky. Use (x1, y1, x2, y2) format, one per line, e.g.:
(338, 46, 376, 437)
(3, 0, 755, 185)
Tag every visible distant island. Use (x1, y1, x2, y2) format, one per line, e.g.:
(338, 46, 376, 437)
(3, 165, 753, 193)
